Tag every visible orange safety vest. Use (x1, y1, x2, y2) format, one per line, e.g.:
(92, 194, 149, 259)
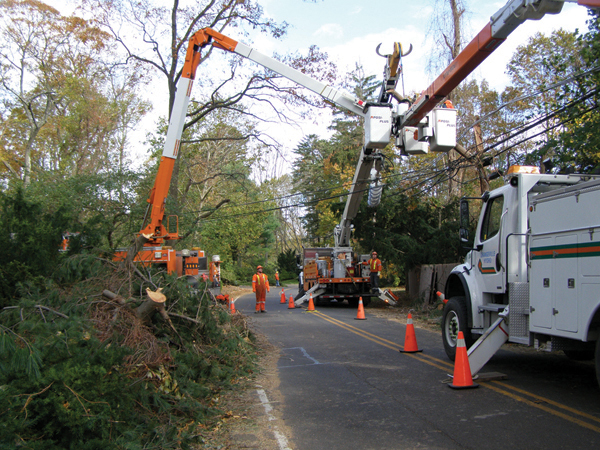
(275, 272, 279, 280)
(366, 258, 382, 273)
(252, 273, 270, 294)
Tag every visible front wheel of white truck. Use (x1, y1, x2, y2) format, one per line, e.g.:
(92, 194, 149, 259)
(595, 338, 600, 388)
(442, 296, 473, 361)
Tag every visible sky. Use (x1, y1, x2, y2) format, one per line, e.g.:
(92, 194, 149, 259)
(253, 0, 590, 93)
(47, 0, 594, 171)
(242, 0, 592, 173)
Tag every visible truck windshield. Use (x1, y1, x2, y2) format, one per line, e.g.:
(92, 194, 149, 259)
(480, 195, 504, 242)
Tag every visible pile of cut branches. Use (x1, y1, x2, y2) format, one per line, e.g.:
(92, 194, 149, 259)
(0, 255, 259, 449)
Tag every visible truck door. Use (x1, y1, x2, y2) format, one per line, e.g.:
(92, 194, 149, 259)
(477, 194, 506, 294)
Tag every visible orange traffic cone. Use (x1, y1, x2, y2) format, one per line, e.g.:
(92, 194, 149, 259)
(229, 298, 236, 314)
(280, 289, 286, 304)
(355, 297, 366, 320)
(436, 291, 447, 305)
(288, 295, 296, 309)
(307, 293, 315, 311)
(400, 313, 422, 353)
(449, 331, 478, 389)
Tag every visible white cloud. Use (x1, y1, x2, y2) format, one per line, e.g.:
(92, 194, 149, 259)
(313, 23, 344, 39)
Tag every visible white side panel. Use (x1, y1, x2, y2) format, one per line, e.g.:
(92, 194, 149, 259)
(530, 236, 553, 330)
(528, 178, 600, 340)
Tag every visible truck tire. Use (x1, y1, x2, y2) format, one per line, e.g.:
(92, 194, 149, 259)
(595, 339, 600, 388)
(564, 349, 595, 361)
(442, 296, 473, 361)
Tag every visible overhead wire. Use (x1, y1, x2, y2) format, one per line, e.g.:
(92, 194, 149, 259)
(175, 68, 599, 225)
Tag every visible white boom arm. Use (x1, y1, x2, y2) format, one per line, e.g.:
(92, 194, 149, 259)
(233, 42, 366, 117)
(194, 29, 399, 249)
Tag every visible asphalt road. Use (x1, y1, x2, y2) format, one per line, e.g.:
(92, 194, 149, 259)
(234, 288, 600, 450)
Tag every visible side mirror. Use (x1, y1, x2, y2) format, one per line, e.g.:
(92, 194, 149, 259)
(460, 199, 469, 229)
(459, 199, 471, 245)
(459, 227, 469, 244)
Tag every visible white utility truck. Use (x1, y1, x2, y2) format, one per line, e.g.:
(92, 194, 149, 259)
(442, 165, 600, 386)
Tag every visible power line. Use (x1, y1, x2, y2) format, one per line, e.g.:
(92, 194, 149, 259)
(176, 80, 600, 224)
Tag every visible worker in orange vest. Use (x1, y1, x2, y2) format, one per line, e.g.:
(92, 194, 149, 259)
(363, 251, 382, 292)
(252, 265, 270, 313)
(275, 270, 280, 287)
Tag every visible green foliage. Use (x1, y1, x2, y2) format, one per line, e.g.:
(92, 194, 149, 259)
(277, 249, 298, 279)
(0, 189, 71, 304)
(353, 191, 462, 282)
(0, 263, 258, 449)
(25, 170, 145, 251)
(545, 16, 600, 173)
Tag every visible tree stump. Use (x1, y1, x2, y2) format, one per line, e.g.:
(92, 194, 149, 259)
(137, 288, 169, 325)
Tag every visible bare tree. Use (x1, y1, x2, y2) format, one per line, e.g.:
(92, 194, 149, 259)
(425, 0, 468, 198)
(82, 0, 336, 245)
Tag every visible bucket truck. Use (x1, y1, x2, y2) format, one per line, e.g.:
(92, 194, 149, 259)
(112, 26, 456, 302)
(414, 0, 600, 386)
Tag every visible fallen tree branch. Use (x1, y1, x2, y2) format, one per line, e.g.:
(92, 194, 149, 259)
(101, 290, 128, 305)
(168, 313, 201, 325)
(2, 305, 68, 319)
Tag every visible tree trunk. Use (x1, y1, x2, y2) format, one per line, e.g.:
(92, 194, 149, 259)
(123, 233, 150, 269)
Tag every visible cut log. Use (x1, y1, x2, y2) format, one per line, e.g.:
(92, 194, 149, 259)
(102, 290, 127, 305)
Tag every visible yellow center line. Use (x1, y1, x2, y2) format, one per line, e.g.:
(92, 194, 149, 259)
(313, 310, 455, 370)
(307, 309, 600, 433)
(489, 381, 600, 425)
(482, 382, 600, 433)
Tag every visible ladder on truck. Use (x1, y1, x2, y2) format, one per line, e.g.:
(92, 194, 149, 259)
(294, 285, 398, 307)
(467, 307, 510, 376)
(294, 283, 326, 306)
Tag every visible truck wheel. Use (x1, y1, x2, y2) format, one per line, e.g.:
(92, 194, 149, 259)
(442, 296, 473, 361)
(564, 349, 595, 361)
(595, 339, 600, 388)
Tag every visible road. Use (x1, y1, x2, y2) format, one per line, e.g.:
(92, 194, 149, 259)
(231, 288, 600, 450)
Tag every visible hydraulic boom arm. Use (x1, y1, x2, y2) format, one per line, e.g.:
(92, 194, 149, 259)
(400, 0, 600, 129)
(141, 28, 368, 244)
